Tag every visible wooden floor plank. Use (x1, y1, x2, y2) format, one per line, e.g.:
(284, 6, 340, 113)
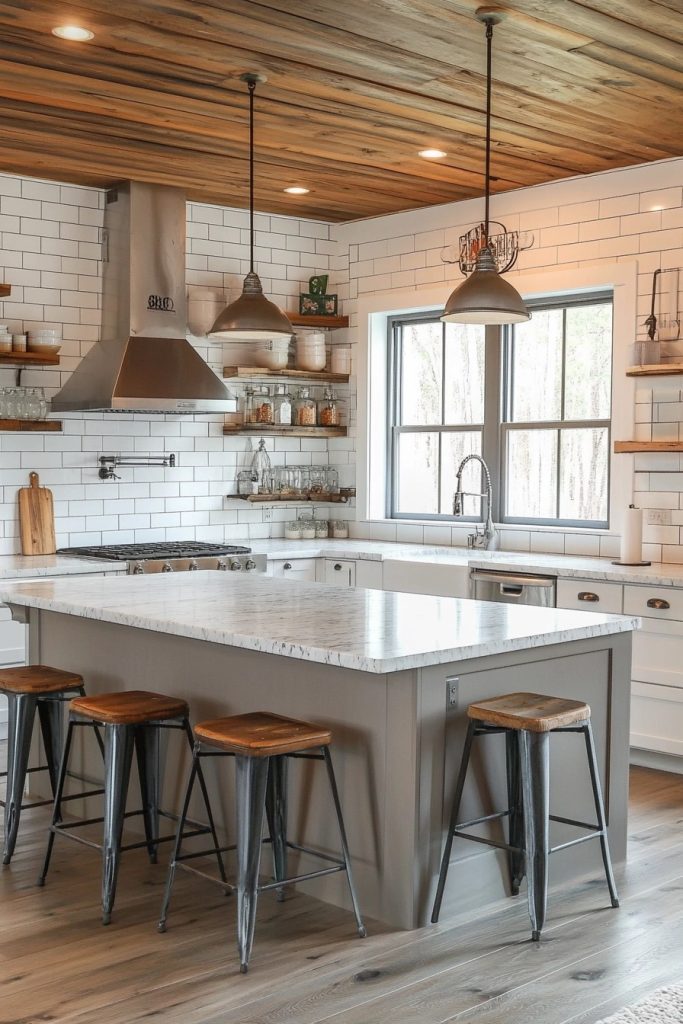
(1, 766, 682, 1024)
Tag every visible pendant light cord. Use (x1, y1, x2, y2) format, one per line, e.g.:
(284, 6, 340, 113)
(248, 77, 255, 274)
(484, 18, 493, 243)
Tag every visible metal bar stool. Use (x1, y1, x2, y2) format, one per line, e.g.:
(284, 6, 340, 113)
(37, 689, 224, 924)
(0, 665, 87, 865)
(432, 692, 619, 940)
(158, 711, 366, 973)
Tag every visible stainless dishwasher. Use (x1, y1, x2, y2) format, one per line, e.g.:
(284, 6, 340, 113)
(470, 568, 557, 607)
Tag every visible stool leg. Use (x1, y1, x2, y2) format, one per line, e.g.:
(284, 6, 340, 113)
(235, 754, 268, 974)
(37, 717, 75, 886)
(135, 723, 161, 865)
(265, 755, 288, 902)
(37, 695, 65, 799)
(102, 723, 134, 925)
(583, 722, 619, 909)
(322, 746, 366, 939)
(182, 720, 227, 884)
(3, 693, 37, 865)
(431, 719, 476, 924)
(519, 730, 550, 941)
(158, 749, 198, 934)
(505, 730, 525, 896)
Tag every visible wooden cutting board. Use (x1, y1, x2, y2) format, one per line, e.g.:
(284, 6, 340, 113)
(18, 472, 56, 555)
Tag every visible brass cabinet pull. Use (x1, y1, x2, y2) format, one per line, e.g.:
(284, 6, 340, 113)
(578, 592, 599, 602)
(647, 597, 670, 610)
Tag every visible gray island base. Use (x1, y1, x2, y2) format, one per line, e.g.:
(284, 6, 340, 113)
(0, 572, 638, 930)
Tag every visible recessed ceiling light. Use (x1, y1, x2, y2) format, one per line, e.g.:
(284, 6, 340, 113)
(418, 148, 447, 159)
(52, 25, 95, 41)
(284, 186, 310, 195)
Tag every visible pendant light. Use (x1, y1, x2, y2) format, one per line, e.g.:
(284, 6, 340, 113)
(210, 74, 293, 340)
(442, 10, 529, 326)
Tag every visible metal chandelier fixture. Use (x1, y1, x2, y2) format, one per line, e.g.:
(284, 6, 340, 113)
(442, 9, 530, 326)
(210, 74, 293, 341)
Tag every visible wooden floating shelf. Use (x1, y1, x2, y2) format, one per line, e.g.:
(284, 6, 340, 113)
(0, 419, 62, 432)
(226, 492, 350, 503)
(0, 284, 10, 297)
(626, 363, 683, 377)
(223, 366, 349, 383)
(285, 313, 349, 330)
(614, 441, 683, 453)
(223, 424, 347, 438)
(0, 351, 60, 366)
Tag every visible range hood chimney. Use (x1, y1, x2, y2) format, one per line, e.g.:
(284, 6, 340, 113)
(52, 182, 236, 414)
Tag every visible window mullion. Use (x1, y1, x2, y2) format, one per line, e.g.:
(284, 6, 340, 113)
(482, 324, 502, 524)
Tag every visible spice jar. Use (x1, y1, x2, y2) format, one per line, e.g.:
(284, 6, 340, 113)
(293, 386, 317, 427)
(318, 387, 341, 427)
(273, 384, 292, 426)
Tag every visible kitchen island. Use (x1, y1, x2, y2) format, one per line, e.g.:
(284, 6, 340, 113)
(0, 571, 638, 929)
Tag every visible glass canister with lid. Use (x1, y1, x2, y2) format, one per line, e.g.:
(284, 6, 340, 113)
(273, 383, 292, 426)
(293, 386, 317, 427)
(249, 385, 274, 425)
(318, 386, 341, 427)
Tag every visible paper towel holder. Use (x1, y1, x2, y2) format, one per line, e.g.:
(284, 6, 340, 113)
(612, 503, 651, 566)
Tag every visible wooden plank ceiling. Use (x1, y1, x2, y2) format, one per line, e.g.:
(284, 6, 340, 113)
(0, 1, 679, 221)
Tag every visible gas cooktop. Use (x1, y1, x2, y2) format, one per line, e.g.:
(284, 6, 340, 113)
(58, 542, 252, 561)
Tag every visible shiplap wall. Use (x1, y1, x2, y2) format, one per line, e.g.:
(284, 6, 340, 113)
(0, 174, 353, 554)
(334, 157, 683, 562)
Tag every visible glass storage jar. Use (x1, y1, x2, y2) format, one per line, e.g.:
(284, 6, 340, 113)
(251, 385, 274, 425)
(308, 465, 326, 494)
(284, 520, 303, 540)
(315, 519, 329, 539)
(318, 387, 341, 427)
(273, 384, 292, 426)
(293, 386, 317, 427)
(330, 519, 349, 539)
(325, 466, 339, 493)
(237, 469, 259, 496)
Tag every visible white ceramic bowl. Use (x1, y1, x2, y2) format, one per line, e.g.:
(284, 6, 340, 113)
(254, 338, 290, 370)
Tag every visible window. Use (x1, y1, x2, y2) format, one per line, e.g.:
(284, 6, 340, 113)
(388, 295, 613, 527)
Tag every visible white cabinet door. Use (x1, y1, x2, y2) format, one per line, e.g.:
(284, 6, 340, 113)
(382, 559, 470, 598)
(355, 560, 383, 590)
(0, 603, 25, 667)
(323, 559, 356, 587)
(270, 558, 318, 582)
(556, 579, 623, 613)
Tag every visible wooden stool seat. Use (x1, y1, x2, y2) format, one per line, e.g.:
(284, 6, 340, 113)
(0, 664, 83, 694)
(70, 690, 189, 726)
(195, 712, 332, 757)
(468, 692, 590, 733)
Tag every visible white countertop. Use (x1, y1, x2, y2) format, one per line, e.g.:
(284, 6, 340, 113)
(0, 554, 128, 581)
(248, 539, 683, 587)
(0, 571, 639, 674)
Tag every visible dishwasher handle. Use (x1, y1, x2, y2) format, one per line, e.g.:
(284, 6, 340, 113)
(470, 570, 556, 588)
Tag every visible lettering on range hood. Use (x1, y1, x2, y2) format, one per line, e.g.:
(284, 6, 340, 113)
(51, 181, 236, 414)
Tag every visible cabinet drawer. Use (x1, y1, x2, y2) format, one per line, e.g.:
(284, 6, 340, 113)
(631, 681, 683, 756)
(624, 584, 683, 622)
(556, 579, 623, 613)
(270, 558, 318, 581)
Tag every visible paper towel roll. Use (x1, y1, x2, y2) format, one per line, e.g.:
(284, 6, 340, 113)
(620, 505, 643, 564)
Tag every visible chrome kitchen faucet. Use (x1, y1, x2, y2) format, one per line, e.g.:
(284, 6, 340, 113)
(453, 454, 497, 550)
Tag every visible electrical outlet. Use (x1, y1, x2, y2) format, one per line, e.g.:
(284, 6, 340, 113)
(263, 508, 272, 522)
(646, 509, 671, 526)
(447, 676, 459, 708)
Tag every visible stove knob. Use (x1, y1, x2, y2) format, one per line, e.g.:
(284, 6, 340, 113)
(217, 559, 228, 571)
(245, 559, 256, 571)
(189, 559, 199, 571)
(162, 561, 174, 573)
(230, 560, 243, 571)
(132, 561, 144, 575)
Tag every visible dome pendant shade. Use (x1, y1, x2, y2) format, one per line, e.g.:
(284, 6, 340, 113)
(209, 271, 293, 340)
(442, 246, 529, 325)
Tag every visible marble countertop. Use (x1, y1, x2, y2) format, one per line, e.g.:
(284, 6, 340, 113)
(0, 571, 639, 674)
(0, 554, 128, 581)
(248, 539, 683, 587)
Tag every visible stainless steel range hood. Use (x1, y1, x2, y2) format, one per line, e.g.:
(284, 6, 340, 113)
(52, 181, 236, 414)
